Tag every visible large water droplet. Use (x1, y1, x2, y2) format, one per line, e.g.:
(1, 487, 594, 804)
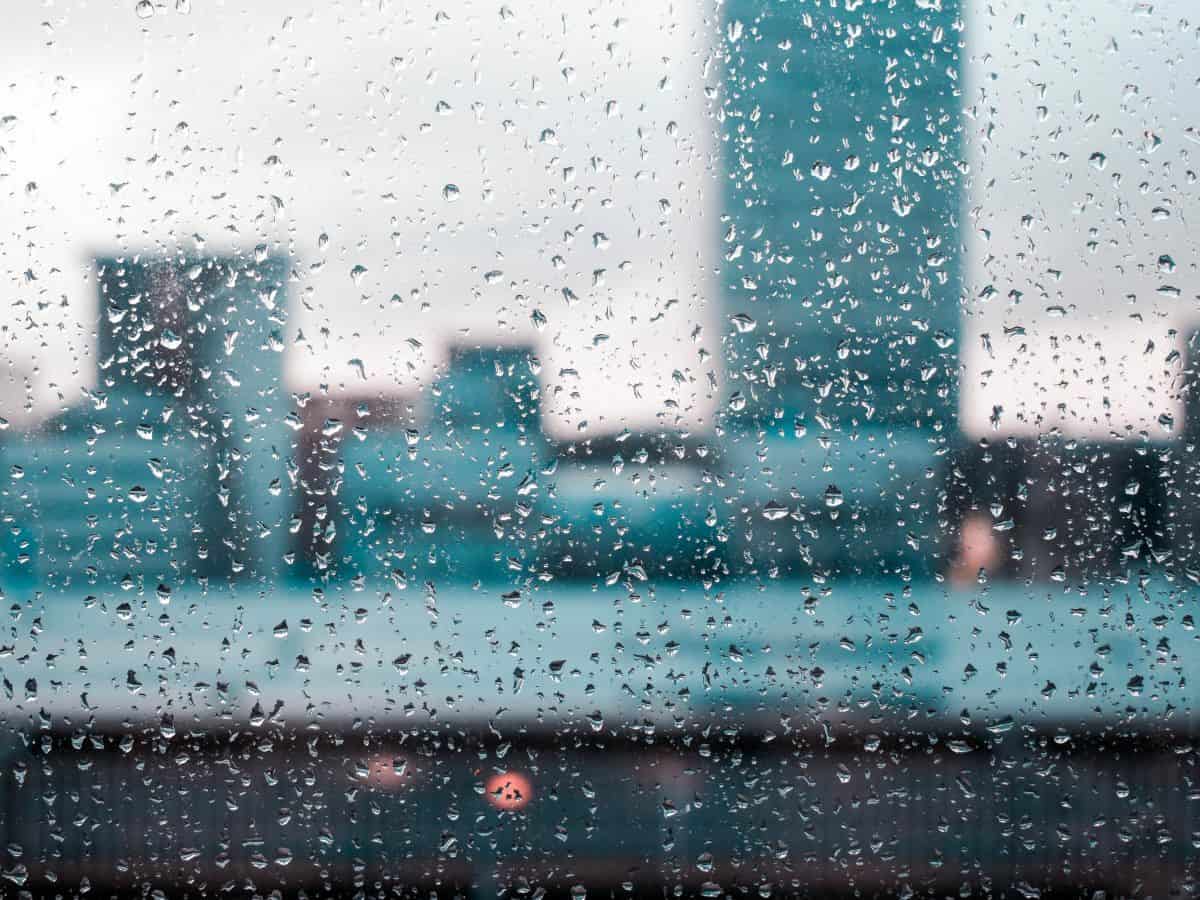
(762, 502, 790, 521)
(729, 312, 757, 334)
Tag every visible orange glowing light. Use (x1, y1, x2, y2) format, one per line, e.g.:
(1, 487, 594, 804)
(484, 770, 533, 810)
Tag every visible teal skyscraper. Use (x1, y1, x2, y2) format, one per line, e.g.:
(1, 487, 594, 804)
(721, 0, 964, 578)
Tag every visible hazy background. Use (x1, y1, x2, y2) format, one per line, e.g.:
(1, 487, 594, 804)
(1, 0, 1198, 440)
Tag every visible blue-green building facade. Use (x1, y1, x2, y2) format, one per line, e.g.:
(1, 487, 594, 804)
(719, 0, 964, 580)
(1, 255, 293, 589)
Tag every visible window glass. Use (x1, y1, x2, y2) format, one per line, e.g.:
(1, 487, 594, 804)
(0, 1, 1196, 898)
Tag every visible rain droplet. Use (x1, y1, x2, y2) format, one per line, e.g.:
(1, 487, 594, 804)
(762, 502, 790, 521)
(729, 313, 757, 334)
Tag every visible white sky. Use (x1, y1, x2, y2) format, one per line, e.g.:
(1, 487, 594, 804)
(960, 0, 1200, 439)
(0, 0, 722, 436)
(2, 0, 1197, 441)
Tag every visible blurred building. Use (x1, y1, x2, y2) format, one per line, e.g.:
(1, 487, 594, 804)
(719, 0, 964, 580)
(339, 345, 552, 583)
(1, 254, 293, 589)
(544, 434, 724, 584)
(333, 346, 727, 586)
(328, 0, 971, 589)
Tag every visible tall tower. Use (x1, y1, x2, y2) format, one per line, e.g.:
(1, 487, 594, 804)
(97, 253, 295, 584)
(720, 0, 964, 578)
(188, 255, 293, 583)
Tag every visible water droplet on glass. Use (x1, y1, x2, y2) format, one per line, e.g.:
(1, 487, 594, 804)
(762, 502, 790, 521)
(730, 313, 757, 334)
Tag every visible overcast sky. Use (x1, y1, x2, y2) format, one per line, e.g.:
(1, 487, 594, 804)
(1, 0, 1197, 440)
(0, 0, 722, 436)
(960, 0, 1200, 439)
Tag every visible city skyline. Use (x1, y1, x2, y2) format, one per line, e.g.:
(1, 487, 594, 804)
(0, 0, 1196, 442)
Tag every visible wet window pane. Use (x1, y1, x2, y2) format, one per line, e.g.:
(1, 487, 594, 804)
(0, 1, 1196, 898)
